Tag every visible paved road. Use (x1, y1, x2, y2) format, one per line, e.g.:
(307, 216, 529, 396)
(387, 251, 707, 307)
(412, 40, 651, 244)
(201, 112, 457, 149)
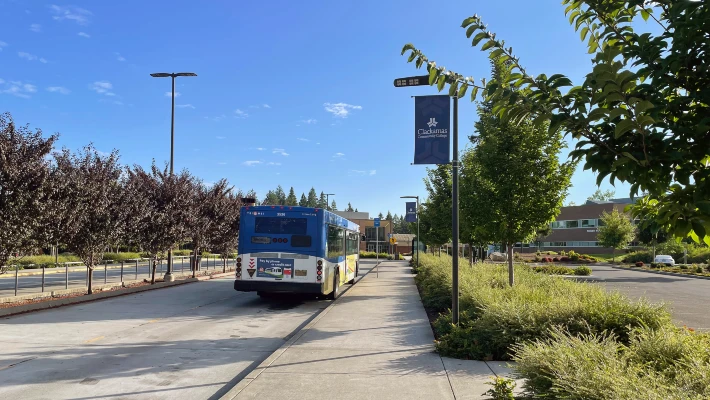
(0, 258, 230, 297)
(0, 261, 376, 400)
(583, 264, 710, 330)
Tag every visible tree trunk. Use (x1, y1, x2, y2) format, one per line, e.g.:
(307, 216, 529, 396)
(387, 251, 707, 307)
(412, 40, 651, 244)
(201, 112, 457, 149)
(151, 258, 157, 284)
(469, 243, 473, 266)
(87, 265, 94, 294)
(612, 248, 615, 263)
(507, 243, 514, 287)
(222, 257, 227, 273)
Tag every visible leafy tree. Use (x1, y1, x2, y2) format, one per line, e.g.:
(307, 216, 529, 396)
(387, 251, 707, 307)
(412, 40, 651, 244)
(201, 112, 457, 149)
(317, 192, 327, 209)
(400, 1, 710, 244)
(0, 113, 57, 269)
(422, 165, 453, 252)
(275, 185, 286, 205)
(632, 196, 669, 259)
(597, 208, 636, 262)
(262, 190, 279, 205)
(124, 163, 197, 284)
(459, 58, 575, 285)
(587, 189, 616, 202)
(207, 186, 242, 273)
(299, 193, 308, 207)
(346, 202, 354, 212)
(187, 179, 233, 277)
(286, 187, 298, 206)
(54, 145, 124, 294)
(330, 200, 337, 211)
(307, 188, 318, 207)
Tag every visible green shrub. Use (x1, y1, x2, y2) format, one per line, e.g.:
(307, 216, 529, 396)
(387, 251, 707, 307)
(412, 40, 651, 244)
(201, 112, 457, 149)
(570, 254, 580, 262)
(484, 376, 516, 400)
(695, 266, 704, 274)
(101, 252, 142, 263)
(552, 257, 560, 262)
(574, 266, 592, 276)
(532, 265, 574, 275)
(359, 251, 390, 259)
(560, 250, 567, 256)
(10, 254, 82, 268)
(650, 262, 661, 268)
(173, 249, 192, 256)
(623, 251, 653, 264)
(679, 264, 689, 270)
(415, 254, 671, 361)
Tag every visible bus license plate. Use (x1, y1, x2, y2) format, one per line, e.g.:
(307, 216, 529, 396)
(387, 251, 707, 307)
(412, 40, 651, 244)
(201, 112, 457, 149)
(295, 269, 307, 277)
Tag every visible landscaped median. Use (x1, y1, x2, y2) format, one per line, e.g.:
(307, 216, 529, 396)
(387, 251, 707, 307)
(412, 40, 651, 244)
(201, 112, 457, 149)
(413, 253, 710, 399)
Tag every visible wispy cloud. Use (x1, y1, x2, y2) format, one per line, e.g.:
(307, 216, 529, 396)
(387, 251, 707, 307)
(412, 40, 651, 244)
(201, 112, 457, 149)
(90, 81, 115, 96)
(267, 162, 281, 166)
(243, 160, 262, 167)
(369, 170, 376, 176)
(1, 80, 37, 99)
(249, 104, 271, 109)
(349, 170, 367, 176)
(263, 104, 271, 108)
(234, 109, 248, 118)
(115, 52, 125, 62)
(165, 91, 180, 98)
(50, 5, 92, 25)
(77, 31, 90, 38)
(218, 162, 227, 165)
(256, 147, 265, 151)
(297, 138, 310, 142)
(0, 41, 7, 51)
(18, 52, 47, 63)
(216, 136, 226, 139)
(30, 24, 42, 33)
(334, 152, 345, 157)
(316, 142, 321, 145)
(204, 114, 226, 122)
(324, 102, 362, 118)
(300, 118, 317, 124)
(176, 104, 194, 109)
(47, 86, 70, 95)
(273, 148, 289, 156)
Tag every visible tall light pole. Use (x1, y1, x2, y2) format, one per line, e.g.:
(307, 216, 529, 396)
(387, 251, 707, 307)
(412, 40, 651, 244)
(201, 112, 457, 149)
(401, 196, 420, 270)
(325, 193, 335, 211)
(150, 72, 197, 281)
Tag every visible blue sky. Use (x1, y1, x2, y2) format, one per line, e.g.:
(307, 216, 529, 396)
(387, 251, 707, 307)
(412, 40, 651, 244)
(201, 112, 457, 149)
(0, 0, 631, 217)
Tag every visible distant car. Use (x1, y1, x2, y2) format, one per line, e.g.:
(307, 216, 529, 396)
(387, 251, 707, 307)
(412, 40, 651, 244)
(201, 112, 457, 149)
(654, 255, 675, 266)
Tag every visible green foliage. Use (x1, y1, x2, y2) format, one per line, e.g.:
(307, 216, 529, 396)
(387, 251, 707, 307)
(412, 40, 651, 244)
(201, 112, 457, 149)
(623, 251, 653, 264)
(597, 209, 636, 260)
(415, 253, 671, 360)
(532, 265, 574, 275)
(574, 266, 592, 276)
(484, 376, 516, 400)
(101, 252, 142, 263)
(286, 187, 298, 206)
(400, 1, 710, 245)
(359, 251, 390, 259)
(419, 166, 453, 248)
(512, 326, 710, 399)
(587, 189, 615, 202)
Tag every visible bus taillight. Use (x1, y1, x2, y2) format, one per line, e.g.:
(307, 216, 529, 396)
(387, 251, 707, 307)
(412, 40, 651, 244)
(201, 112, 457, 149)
(316, 262, 322, 281)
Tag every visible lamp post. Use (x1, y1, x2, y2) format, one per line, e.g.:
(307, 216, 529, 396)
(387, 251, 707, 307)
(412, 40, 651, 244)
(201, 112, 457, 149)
(325, 193, 335, 211)
(401, 196, 420, 270)
(150, 72, 197, 281)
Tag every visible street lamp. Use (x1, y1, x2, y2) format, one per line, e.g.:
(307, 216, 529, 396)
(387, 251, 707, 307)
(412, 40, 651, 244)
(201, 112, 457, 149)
(325, 193, 335, 211)
(401, 196, 420, 270)
(150, 72, 197, 281)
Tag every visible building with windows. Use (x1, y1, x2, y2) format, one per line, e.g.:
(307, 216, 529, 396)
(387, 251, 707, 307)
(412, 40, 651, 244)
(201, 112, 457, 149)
(518, 198, 638, 254)
(332, 211, 394, 252)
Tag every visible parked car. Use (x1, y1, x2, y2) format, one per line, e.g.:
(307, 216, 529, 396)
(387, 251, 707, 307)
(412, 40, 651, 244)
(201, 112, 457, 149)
(654, 255, 675, 266)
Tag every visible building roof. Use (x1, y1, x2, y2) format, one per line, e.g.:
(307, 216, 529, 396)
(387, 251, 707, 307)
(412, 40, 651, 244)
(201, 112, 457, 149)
(332, 211, 370, 220)
(584, 197, 634, 205)
(392, 234, 415, 243)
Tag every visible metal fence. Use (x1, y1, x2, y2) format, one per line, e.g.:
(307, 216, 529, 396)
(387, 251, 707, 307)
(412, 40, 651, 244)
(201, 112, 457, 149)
(0, 254, 236, 299)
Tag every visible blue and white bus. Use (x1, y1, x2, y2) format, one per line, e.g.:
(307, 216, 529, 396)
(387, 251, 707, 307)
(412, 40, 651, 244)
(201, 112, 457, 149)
(235, 206, 360, 299)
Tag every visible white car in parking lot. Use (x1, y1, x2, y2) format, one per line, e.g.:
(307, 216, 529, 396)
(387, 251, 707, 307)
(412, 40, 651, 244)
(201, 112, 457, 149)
(654, 255, 675, 266)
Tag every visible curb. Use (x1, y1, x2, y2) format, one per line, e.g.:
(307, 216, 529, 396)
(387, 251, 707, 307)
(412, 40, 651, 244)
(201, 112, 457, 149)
(0, 271, 236, 317)
(217, 262, 381, 400)
(608, 265, 710, 281)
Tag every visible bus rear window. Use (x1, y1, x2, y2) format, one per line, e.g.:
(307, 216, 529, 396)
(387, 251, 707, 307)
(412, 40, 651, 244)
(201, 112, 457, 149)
(255, 217, 307, 235)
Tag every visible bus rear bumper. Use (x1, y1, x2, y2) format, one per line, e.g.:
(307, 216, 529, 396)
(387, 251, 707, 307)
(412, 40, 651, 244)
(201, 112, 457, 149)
(234, 280, 324, 294)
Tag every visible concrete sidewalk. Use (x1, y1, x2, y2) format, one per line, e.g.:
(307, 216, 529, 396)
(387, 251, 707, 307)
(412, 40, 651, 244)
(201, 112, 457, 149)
(222, 260, 519, 400)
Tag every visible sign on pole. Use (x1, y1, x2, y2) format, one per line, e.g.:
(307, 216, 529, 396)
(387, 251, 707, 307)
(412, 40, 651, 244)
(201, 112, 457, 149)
(405, 202, 417, 223)
(393, 75, 430, 88)
(390, 237, 397, 245)
(374, 218, 380, 227)
(413, 95, 451, 165)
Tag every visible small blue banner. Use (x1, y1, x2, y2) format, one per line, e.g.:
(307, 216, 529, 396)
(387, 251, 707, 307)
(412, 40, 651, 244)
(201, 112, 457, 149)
(405, 202, 417, 223)
(256, 258, 294, 278)
(414, 95, 450, 165)
(374, 218, 380, 227)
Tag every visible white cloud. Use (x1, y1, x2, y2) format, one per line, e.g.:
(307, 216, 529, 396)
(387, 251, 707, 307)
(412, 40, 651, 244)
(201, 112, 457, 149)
(0, 41, 7, 51)
(349, 170, 367, 176)
(90, 81, 115, 96)
(165, 91, 181, 98)
(50, 5, 92, 25)
(243, 161, 262, 167)
(115, 53, 126, 62)
(216, 136, 226, 139)
(297, 138, 310, 142)
(176, 104, 195, 109)
(273, 148, 289, 156)
(249, 104, 271, 109)
(300, 118, 317, 124)
(316, 142, 321, 145)
(324, 102, 362, 118)
(18, 52, 47, 63)
(30, 24, 42, 33)
(1, 80, 37, 99)
(235, 109, 248, 118)
(334, 152, 345, 157)
(47, 86, 70, 95)
(267, 162, 281, 166)
(77, 32, 90, 38)
(263, 104, 271, 108)
(218, 162, 227, 165)
(256, 147, 265, 151)
(369, 170, 376, 176)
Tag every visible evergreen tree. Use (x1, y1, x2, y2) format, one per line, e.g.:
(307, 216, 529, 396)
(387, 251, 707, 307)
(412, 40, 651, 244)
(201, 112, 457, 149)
(317, 192, 327, 209)
(355, 208, 358, 212)
(346, 202, 354, 212)
(378, 212, 384, 219)
(275, 185, 286, 205)
(286, 187, 298, 206)
(307, 188, 318, 207)
(299, 193, 308, 207)
(330, 200, 337, 211)
(386, 211, 393, 221)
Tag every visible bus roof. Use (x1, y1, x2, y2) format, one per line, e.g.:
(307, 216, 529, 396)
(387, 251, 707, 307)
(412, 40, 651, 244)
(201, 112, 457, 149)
(243, 206, 360, 232)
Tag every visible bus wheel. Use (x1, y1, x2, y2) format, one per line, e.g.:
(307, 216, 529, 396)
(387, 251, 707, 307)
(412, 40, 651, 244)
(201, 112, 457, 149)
(328, 271, 340, 300)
